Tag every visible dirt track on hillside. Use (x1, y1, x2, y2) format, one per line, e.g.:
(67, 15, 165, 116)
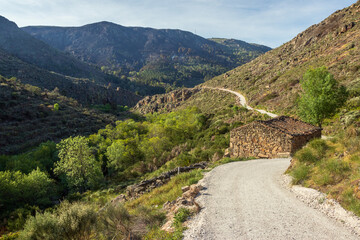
(202, 87, 278, 118)
(183, 159, 358, 240)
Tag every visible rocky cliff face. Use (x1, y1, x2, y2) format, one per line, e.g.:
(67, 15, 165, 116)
(133, 88, 201, 114)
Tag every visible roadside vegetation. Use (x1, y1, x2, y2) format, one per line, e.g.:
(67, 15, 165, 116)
(288, 66, 360, 217)
(0, 103, 267, 239)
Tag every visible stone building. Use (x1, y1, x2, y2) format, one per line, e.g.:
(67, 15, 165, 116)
(230, 116, 321, 159)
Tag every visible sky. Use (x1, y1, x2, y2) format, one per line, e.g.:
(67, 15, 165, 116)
(0, 0, 357, 48)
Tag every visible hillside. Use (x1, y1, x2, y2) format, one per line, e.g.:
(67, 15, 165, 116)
(22, 22, 271, 91)
(0, 16, 143, 106)
(209, 38, 272, 65)
(0, 16, 106, 81)
(0, 76, 137, 154)
(203, 1, 360, 115)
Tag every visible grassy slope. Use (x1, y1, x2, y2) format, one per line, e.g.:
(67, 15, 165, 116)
(204, 1, 360, 115)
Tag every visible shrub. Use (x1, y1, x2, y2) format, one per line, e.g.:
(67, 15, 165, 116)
(324, 158, 350, 175)
(313, 170, 332, 186)
(308, 139, 329, 159)
(99, 204, 132, 240)
(20, 202, 97, 240)
(173, 208, 191, 226)
(0, 169, 55, 213)
(53, 103, 59, 111)
(295, 147, 318, 163)
(290, 164, 310, 184)
(0, 232, 20, 240)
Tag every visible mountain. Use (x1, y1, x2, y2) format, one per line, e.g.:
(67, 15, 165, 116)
(22, 22, 271, 90)
(202, 1, 360, 115)
(209, 38, 272, 65)
(0, 16, 142, 106)
(0, 16, 105, 80)
(0, 76, 128, 154)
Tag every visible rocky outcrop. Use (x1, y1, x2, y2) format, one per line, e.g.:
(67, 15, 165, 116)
(133, 88, 200, 114)
(161, 183, 203, 232)
(112, 162, 207, 203)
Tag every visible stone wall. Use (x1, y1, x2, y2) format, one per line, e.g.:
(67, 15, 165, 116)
(111, 162, 207, 204)
(291, 130, 322, 154)
(230, 121, 322, 159)
(230, 122, 292, 158)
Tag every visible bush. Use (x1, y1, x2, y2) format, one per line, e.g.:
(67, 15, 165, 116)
(295, 147, 318, 163)
(0, 141, 57, 174)
(53, 103, 59, 111)
(173, 208, 191, 226)
(308, 139, 329, 159)
(324, 158, 350, 175)
(99, 204, 132, 240)
(0, 232, 20, 240)
(290, 164, 310, 184)
(0, 169, 55, 213)
(20, 202, 97, 240)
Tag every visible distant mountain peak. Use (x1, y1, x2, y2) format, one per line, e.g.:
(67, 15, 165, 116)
(0, 15, 18, 30)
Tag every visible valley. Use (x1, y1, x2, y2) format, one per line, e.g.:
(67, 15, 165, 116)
(1, 1, 360, 239)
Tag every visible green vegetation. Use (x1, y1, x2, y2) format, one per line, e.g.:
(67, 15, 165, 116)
(0, 104, 266, 238)
(53, 103, 59, 111)
(288, 126, 360, 216)
(298, 67, 347, 127)
(55, 136, 104, 193)
(19, 201, 98, 240)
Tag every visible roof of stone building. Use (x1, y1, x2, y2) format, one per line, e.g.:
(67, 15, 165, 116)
(258, 116, 321, 136)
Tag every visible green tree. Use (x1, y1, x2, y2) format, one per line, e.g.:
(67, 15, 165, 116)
(0, 169, 55, 212)
(106, 139, 141, 173)
(298, 67, 347, 127)
(54, 136, 103, 192)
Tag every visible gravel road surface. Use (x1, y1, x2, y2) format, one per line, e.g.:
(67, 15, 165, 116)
(184, 158, 359, 240)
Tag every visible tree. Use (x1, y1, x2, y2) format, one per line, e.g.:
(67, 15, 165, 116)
(0, 169, 55, 211)
(106, 139, 141, 174)
(298, 67, 347, 127)
(54, 136, 103, 192)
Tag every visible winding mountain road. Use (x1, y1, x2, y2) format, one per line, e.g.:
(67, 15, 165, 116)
(184, 159, 358, 240)
(202, 87, 278, 118)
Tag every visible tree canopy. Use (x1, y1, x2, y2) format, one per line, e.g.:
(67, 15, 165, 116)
(54, 136, 103, 192)
(298, 67, 347, 127)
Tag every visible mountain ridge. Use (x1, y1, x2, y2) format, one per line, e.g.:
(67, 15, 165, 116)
(22, 22, 271, 89)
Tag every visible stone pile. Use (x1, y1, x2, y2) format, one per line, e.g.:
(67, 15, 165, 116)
(111, 162, 207, 204)
(161, 183, 203, 232)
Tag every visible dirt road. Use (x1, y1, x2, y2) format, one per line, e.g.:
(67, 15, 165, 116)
(184, 159, 358, 240)
(202, 87, 278, 118)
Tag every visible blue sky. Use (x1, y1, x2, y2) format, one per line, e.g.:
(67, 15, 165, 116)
(0, 0, 356, 48)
